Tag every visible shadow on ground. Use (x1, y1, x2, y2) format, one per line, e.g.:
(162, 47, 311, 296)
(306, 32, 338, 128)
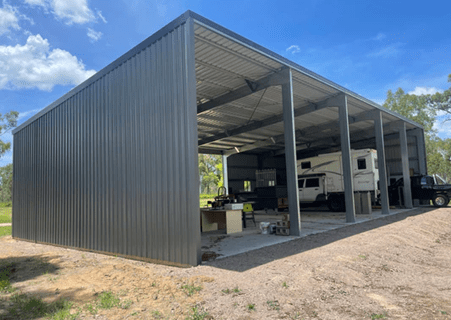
(0, 255, 60, 284)
(0, 255, 82, 319)
(0, 288, 83, 320)
(204, 206, 437, 272)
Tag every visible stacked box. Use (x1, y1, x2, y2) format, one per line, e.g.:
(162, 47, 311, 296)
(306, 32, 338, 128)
(282, 213, 290, 221)
(276, 220, 290, 228)
(276, 227, 290, 236)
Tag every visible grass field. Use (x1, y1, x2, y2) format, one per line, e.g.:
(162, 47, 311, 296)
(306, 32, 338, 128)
(0, 226, 11, 237)
(0, 206, 12, 224)
(200, 194, 216, 208)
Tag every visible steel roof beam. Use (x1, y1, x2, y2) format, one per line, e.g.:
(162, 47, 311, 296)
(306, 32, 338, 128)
(270, 124, 405, 157)
(199, 104, 385, 148)
(229, 115, 392, 156)
(223, 129, 306, 156)
(197, 70, 288, 114)
(208, 112, 367, 154)
(198, 94, 337, 145)
(198, 148, 224, 155)
(299, 110, 377, 138)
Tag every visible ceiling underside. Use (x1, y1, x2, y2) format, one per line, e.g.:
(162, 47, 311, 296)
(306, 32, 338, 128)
(193, 21, 421, 158)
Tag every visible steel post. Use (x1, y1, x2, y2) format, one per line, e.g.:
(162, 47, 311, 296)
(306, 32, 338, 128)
(337, 94, 356, 223)
(399, 122, 413, 208)
(374, 111, 390, 215)
(222, 154, 229, 193)
(412, 128, 427, 175)
(281, 68, 301, 236)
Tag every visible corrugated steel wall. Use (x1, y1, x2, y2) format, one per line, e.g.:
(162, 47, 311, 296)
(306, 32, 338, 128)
(385, 134, 419, 178)
(12, 20, 201, 266)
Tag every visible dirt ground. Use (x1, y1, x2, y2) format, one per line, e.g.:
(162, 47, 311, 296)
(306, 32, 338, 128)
(1, 207, 450, 319)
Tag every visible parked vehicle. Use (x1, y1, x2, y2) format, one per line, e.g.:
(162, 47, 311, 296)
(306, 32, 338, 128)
(388, 175, 451, 207)
(297, 149, 379, 211)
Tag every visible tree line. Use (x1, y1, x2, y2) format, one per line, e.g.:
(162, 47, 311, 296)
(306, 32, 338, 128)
(383, 73, 451, 182)
(0, 112, 18, 202)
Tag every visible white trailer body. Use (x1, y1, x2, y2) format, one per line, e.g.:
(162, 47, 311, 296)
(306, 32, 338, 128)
(296, 149, 379, 211)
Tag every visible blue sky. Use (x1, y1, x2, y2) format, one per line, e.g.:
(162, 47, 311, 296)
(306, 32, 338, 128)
(1, 0, 450, 166)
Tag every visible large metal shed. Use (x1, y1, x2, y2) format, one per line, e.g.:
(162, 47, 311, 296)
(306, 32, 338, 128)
(12, 11, 426, 266)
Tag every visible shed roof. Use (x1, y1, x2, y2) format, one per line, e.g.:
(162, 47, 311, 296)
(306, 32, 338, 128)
(14, 10, 422, 158)
(191, 11, 422, 157)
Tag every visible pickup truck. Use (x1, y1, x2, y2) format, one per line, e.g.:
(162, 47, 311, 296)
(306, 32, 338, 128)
(388, 175, 451, 207)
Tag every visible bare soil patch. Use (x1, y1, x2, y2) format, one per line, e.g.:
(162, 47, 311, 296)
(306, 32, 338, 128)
(1, 207, 450, 319)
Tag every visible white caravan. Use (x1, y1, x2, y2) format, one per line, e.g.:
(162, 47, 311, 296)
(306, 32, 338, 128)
(296, 149, 379, 211)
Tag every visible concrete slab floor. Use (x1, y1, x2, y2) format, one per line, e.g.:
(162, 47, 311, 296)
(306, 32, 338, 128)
(201, 206, 415, 262)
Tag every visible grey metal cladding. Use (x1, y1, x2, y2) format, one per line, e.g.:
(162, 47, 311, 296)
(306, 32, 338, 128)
(12, 20, 201, 266)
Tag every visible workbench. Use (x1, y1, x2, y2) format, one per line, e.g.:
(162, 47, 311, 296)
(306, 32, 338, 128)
(200, 208, 243, 234)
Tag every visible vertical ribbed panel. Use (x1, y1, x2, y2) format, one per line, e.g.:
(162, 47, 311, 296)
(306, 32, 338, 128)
(384, 135, 418, 177)
(12, 21, 201, 266)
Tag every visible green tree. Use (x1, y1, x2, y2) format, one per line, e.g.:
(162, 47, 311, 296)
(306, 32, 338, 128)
(426, 137, 451, 182)
(1, 111, 19, 158)
(383, 85, 451, 181)
(198, 154, 223, 194)
(429, 73, 451, 121)
(0, 164, 13, 202)
(383, 88, 437, 136)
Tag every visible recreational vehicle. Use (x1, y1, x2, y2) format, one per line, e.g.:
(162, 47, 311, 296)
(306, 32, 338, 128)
(297, 149, 379, 211)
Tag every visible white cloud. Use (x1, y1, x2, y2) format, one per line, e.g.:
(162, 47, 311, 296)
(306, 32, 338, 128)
(0, 34, 96, 91)
(96, 9, 107, 23)
(52, 0, 95, 24)
(286, 45, 301, 54)
(408, 87, 443, 96)
(23, 0, 46, 6)
(17, 108, 43, 120)
(24, 0, 95, 25)
(433, 115, 451, 139)
(87, 27, 102, 42)
(367, 42, 404, 58)
(372, 33, 386, 41)
(0, 3, 20, 35)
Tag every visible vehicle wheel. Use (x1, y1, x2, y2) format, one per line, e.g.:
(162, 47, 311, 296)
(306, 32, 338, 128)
(432, 194, 449, 207)
(328, 196, 345, 212)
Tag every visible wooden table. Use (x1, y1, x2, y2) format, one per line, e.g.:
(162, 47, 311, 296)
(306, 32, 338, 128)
(200, 208, 243, 234)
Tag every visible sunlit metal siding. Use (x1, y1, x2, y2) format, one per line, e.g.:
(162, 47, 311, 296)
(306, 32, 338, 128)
(12, 20, 200, 266)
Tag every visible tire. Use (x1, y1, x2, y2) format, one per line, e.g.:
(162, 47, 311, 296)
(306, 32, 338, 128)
(327, 195, 345, 212)
(432, 194, 449, 207)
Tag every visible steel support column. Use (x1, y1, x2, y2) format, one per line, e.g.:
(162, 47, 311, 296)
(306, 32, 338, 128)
(374, 111, 390, 215)
(337, 94, 356, 223)
(412, 128, 427, 175)
(399, 122, 413, 208)
(281, 68, 301, 236)
(222, 154, 229, 193)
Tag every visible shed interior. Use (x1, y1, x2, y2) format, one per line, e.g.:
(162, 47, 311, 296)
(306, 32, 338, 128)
(192, 13, 424, 193)
(192, 12, 425, 259)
